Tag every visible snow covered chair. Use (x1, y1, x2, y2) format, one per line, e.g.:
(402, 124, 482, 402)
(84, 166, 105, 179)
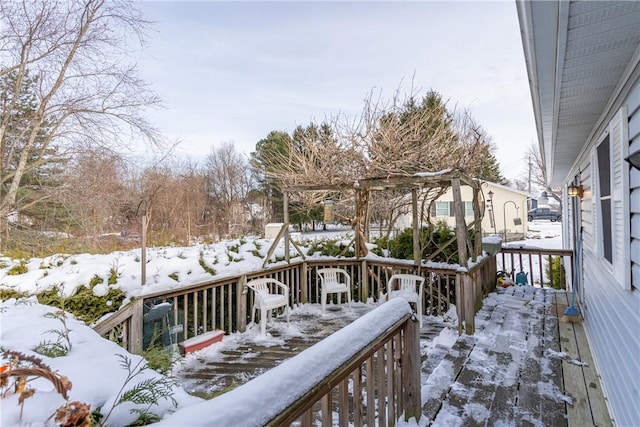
(386, 273, 425, 327)
(246, 278, 290, 335)
(317, 267, 352, 315)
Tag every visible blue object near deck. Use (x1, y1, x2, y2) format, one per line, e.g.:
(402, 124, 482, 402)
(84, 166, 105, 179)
(515, 271, 528, 286)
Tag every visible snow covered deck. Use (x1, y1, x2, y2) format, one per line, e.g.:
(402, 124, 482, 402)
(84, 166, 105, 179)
(175, 287, 611, 426)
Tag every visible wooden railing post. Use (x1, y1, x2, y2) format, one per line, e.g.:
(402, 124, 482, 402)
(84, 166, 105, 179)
(301, 262, 308, 303)
(403, 315, 422, 422)
(455, 273, 464, 335)
(463, 272, 475, 335)
(129, 299, 144, 355)
(238, 275, 247, 332)
(360, 259, 368, 302)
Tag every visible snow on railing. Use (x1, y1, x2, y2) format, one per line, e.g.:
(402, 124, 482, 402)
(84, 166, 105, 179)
(155, 298, 420, 426)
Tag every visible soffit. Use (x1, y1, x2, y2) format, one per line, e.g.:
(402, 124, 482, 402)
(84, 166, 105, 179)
(519, 1, 640, 185)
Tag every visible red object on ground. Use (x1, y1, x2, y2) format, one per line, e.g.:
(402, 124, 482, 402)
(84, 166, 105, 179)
(178, 330, 224, 355)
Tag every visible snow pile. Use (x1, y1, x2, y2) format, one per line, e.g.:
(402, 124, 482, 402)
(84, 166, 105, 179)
(0, 298, 201, 426)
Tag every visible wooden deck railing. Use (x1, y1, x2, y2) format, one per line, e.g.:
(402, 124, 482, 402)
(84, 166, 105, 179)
(456, 254, 497, 335)
(93, 299, 144, 354)
(93, 255, 502, 353)
(498, 247, 573, 289)
(93, 258, 461, 353)
(155, 298, 421, 426)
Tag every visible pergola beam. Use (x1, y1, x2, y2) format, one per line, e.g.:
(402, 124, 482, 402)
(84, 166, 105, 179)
(264, 170, 483, 268)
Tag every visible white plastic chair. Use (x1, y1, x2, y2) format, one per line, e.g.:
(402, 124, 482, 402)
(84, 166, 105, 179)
(317, 268, 352, 315)
(386, 273, 425, 327)
(246, 278, 290, 335)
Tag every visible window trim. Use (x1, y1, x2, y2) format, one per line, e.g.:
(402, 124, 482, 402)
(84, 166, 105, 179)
(464, 201, 474, 217)
(435, 201, 450, 217)
(596, 134, 613, 265)
(593, 105, 631, 290)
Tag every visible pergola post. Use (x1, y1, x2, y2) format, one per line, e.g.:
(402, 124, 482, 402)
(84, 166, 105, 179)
(284, 191, 290, 263)
(472, 185, 482, 260)
(451, 178, 469, 267)
(412, 188, 420, 266)
(355, 189, 361, 259)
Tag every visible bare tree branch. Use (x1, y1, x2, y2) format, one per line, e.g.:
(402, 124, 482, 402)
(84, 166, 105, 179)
(0, 0, 164, 233)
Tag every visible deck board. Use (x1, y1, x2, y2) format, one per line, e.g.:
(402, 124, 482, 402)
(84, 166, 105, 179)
(555, 292, 612, 427)
(176, 288, 612, 426)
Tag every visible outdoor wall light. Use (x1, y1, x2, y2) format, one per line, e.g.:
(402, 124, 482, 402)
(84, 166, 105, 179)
(567, 184, 583, 198)
(625, 149, 640, 170)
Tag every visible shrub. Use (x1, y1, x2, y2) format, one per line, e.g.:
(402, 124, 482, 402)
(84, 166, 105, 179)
(33, 310, 73, 358)
(33, 340, 69, 358)
(95, 354, 177, 426)
(108, 267, 119, 285)
(199, 253, 217, 275)
(7, 260, 28, 275)
(545, 256, 566, 289)
(36, 282, 126, 325)
(385, 221, 470, 264)
(0, 288, 29, 301)
(307, 239, 353, 257)
(89, 274, 103, 287)
(142, 345, 175, 376)
(371, 236, 389, 256)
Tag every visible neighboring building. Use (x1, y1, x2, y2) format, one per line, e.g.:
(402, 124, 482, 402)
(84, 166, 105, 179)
(517, 1, 640, 425)
(396, 181, 530, 241)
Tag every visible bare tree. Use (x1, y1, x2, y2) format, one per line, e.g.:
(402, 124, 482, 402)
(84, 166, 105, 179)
(256, 87, 499, 249)
(205, 142, 253, 238)
(523, 143, 562, 204)
(60, 148, 130, 243)
(0, 0, 163, 236)
(260, 88, 500, 188)
(140, 160, 210, 245)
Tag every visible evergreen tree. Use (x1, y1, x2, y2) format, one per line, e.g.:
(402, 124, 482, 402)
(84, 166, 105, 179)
(251, 131, 292, 222)
(1, 71, 68, 229)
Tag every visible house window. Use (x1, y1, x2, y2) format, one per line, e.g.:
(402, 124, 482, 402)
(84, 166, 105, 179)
(596, 135, 612, 264)
(435, 201, 451, 217)
(464, 201, 474, 217)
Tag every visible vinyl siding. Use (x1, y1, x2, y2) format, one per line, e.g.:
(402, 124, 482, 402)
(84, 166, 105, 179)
(579, 79, 640, 427)
(631, 79, 640, 288)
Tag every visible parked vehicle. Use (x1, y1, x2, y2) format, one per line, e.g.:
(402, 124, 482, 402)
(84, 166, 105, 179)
(527, 207, 561, 222)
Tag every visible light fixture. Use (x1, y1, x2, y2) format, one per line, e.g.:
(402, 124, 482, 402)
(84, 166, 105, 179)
(323, 199, 334, 223)
(625, 149, 640, 170)
(487, 190, 497, 234)
(567, 184, 583, 198)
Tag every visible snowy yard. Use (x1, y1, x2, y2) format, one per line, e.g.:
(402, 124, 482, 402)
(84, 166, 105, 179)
(0, 222, 567, 425)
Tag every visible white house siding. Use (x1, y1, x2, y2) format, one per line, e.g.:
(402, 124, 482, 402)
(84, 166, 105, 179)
(575, 78, 640, 427)
(630, 80, 640, 285)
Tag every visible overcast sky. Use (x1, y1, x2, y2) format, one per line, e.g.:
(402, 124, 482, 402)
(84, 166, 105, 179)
(138, 1, 536, 182)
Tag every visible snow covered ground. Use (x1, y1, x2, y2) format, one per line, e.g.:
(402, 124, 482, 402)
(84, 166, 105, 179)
(0, 222, 564, 425)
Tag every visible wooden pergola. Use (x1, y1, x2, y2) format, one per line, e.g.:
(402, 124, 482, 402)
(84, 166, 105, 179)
(263, 170, 484, 269)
